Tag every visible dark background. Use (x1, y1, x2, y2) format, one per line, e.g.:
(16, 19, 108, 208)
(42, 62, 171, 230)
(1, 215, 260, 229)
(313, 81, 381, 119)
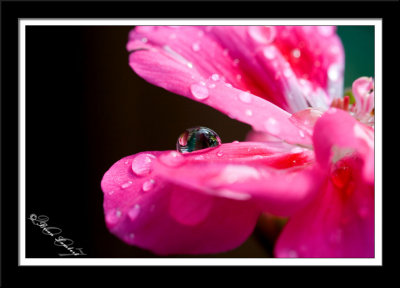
(24, 25, 374, 258)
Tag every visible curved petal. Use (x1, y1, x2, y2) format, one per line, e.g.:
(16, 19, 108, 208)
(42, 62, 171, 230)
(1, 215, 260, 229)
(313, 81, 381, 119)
(312, 108, 374, 184)
(101, 151, 261, 255)
(154, 142, 321, 217)
(352, 77, 374, 117)
(275, 156, 374, 258)
(127, 26, 344, 115)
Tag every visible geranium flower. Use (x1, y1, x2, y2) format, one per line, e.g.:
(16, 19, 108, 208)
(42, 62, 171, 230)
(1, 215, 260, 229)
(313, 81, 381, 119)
(101, 26, 374, 257)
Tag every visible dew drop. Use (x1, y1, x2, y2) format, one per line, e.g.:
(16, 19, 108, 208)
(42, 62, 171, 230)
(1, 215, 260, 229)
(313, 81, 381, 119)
(190, 83, 209, 100)
(292, 48, 301, 59)
(142, 179, 155, 192)
(248, 26, 276, 44)
(245, 109, 253, 116)
(192, 42, 200, 52)
(121, 181, 133, 189)
(328, 64, 340, 82)
(106, 209, 121, 226)
(264, 118, 280, 134)
(132, 154, 156, 176)
(238, 91, 252, 103)
(159, 151, 185, 167)
(208, 83, 216, 89)
(233, 58, 240, 67)
(263, 46, 276, 60)
(211, 73, 220, 81)
(217, 151, 224, 157)
(177, 126, 221, 153)
(330, 163, 352, 190)
(128, 204, 141, 221)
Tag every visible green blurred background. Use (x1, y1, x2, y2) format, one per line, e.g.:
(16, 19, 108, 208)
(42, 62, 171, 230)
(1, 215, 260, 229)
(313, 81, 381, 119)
(337, 26, 375, 88)
(26, 25, 375, 258)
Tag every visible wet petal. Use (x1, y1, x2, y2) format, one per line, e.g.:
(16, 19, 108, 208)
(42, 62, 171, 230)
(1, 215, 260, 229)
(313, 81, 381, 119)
(312, 108, 374, 184)
(101, 151, 261, 255)
(154, 142, 320, 217)
(352, 77, 374, 117)
(275, 156, 374, 258)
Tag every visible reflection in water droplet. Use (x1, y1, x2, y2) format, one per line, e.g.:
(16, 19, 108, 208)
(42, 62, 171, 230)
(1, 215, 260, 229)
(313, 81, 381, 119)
(190, 83, 209, 100)
(177, 126, 221, 153)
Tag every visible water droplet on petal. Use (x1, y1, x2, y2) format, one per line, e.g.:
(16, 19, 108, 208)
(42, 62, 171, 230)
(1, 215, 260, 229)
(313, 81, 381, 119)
(211, 73, 220, 81)
(328, 64, 340, 82)
(330, 162, 352, 190)
(217, 151, 224, 157)
(248, 26, 276, 44)
(177, 126, 221, 153)
(190, 83, 209, 100)
(192, 42, 200, 51)
(263, 46, 276, 60)
(128, 204, 141, 221)
(132, 154, 156, 176)
(233, 58, 240, 67)
(142, 179, 155, 192)
(264, 118, 280, 134)
(292, 48, 301, 59)
(245, 109, 253, 116)
(121, 181, 133, 189)
(106, 209, 122, 226)
(238, 91, 252, 103)
(159, 151, 185, 167)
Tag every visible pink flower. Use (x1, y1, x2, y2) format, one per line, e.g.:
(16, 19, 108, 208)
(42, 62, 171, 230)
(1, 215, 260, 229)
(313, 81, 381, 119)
(101, 26, 374, 257)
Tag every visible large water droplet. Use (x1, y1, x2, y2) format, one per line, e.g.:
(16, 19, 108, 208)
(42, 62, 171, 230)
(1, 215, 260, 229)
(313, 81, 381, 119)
(190, 83, 209, 100)
(177, 126, 221, 153)
(132, 154, 156, 176)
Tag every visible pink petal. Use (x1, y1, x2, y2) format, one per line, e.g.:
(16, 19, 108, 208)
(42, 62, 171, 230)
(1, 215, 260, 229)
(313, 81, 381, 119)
(352, 77, 374, 116)
(312, 108, 374, 184)
(127, 26, 345, 145)
(275, 156, 374, 258)
(101, 151, 261, 255)
(154, 142, 321, 217)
